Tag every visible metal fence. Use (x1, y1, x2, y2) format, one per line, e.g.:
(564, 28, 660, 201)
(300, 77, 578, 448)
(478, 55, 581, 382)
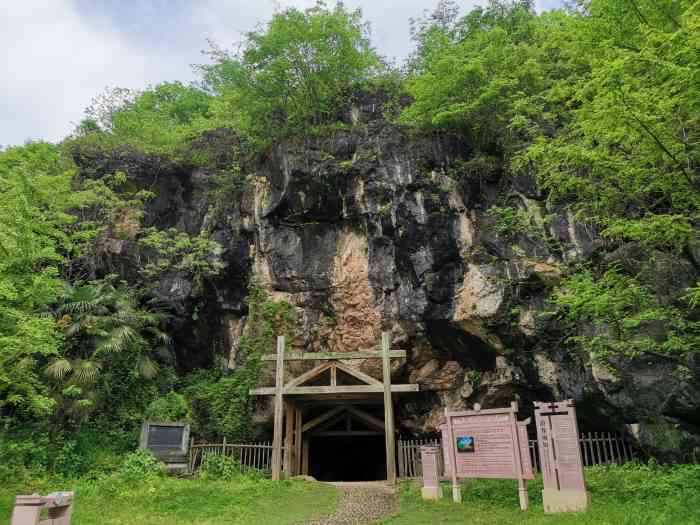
(398, 432, 637, 478)
(188, 440, 281, 474)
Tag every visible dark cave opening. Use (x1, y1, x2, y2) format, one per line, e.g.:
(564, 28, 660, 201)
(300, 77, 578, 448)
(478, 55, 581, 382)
(426, 320, 497, 371)
(308, 435, 386, 482)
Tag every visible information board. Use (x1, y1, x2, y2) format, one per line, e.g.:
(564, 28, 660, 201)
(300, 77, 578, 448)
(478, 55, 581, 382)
(441, 402, 532, 510)
(440, 412, 533, 480)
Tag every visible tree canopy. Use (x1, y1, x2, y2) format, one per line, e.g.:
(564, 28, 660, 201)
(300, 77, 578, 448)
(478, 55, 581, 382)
(401, 0, 699, 361)
(201, 2, 381, 149)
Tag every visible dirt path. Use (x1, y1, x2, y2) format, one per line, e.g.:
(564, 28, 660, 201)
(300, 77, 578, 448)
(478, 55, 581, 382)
(302, 482, 397, 525)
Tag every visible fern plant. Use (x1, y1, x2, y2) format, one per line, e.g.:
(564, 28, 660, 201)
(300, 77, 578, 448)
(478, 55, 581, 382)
(47, 279, 171, 420)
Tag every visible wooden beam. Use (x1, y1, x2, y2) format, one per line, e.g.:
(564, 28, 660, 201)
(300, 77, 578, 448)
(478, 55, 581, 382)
(330, 364, 337, 386)
(271, 336, 285, 481)
(334, 361, 382, 386)
(382, 332, 397, 484)
(310, 430, 385, 437)
(284, 362, 333, 389)
(250, 384, 418, 395)
(301, 405, 347, 433)
(294, 408, 302, 476)
(315, 412, 350, 433)
(289, 385, 417, 394)
(283, 402, 294, 477)
(346, 406, 385, 431)
(261, 350, 407, 361)
(297, 399, 393, 407)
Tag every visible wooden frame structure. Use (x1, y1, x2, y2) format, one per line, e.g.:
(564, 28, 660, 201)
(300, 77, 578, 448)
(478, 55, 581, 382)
(250, 332, 418, 483)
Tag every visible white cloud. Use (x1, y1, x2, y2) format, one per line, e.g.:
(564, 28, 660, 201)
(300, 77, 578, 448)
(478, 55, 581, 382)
(1, 0, 565, 147)
(0, 0, 193, 146)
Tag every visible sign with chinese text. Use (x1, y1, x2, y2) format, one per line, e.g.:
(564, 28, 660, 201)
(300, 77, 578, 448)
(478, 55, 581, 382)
(442, 402, 532, 510)
(534, 400, 589, 513)
(440, 407, 533, 480)
(420, 445, 443, 501)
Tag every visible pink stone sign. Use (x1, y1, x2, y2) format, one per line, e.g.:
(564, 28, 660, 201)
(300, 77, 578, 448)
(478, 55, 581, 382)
(420, 445, 443, 501)
(534, 400, 590, 513)
(442, 402, 531, 510)
(11, 492, 74, 525)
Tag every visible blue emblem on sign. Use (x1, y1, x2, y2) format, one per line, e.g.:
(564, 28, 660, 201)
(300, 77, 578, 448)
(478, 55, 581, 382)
(456, 436, 475, 453)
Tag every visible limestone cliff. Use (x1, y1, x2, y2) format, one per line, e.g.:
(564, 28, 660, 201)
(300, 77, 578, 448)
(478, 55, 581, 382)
(72, 100, 700, 461)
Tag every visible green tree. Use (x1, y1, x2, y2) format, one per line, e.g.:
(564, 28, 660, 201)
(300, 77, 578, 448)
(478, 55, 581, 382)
(0, 143, 94, 423)
(72, 82, 213, 158)
(401, 0, 542, 154)
(519, 0, 699, 251)
(402, 0, 700, 362)
(201, 1, 380, 150)
(47, 279, 171, 421)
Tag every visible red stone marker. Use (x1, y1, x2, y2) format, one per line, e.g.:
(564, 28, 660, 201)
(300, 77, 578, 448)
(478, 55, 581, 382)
(420, 445, 443, 501)
(11, 492, 74, 525)
(441, 402, 533, 510)
(534, 400, 590, 513)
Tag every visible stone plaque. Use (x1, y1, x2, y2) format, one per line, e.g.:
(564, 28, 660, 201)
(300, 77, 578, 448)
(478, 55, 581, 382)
(420, 445, 443, 501)
(534, 400, 589, 513)
(148, 425, 184, 449)
(139, 421, 190, 468)
(421, 446, 440, 487)
(442, 402, 531, 510)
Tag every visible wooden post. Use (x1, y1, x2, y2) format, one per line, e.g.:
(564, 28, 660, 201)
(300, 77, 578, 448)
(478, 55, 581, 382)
(283, 402, 294, 478)
(271, 335, 285, 481)
(509, 402, 528, 511)
(446, 411, 461, 502)
(295, 408, 303, 475)
(302, 438, 310, 475)
(382, 331, 397, 484)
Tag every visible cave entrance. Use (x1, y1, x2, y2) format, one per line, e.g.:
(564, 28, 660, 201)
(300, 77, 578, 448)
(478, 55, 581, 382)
(309, 435, 386, 481)
(306, 404, 387, 481)
(249, 332, 420, 483)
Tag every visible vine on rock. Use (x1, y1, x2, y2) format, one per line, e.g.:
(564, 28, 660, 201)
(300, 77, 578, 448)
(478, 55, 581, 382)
(185, 284, 295, 441)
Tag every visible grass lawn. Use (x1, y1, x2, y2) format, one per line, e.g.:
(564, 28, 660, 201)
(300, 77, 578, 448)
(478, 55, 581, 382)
(379, 464, 700, 525)
(0, 475, 341, 525)
(3, 463, 699, 524)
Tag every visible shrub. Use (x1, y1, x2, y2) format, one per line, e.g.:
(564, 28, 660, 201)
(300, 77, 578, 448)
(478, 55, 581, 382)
(144, 391, 192, 422)
(199, 454, 241, 481)
(117, 449, 165, 481)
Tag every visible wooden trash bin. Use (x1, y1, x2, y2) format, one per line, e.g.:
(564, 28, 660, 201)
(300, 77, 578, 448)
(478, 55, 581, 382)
(11, 492, 74, 525)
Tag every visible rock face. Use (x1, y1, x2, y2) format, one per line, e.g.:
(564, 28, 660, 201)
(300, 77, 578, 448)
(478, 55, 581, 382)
(74, 108, 700, 460)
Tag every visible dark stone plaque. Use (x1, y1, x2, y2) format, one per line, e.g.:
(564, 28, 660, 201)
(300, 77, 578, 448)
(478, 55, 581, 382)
(148, 425, 184, 449)
(139, 421, 190, 465)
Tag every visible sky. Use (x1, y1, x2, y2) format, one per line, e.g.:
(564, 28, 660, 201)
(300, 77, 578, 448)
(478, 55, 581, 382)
(0, 0, 565, 147)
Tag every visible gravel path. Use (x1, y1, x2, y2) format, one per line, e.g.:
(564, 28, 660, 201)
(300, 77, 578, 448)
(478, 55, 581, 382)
(302, 482, 396, 525)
